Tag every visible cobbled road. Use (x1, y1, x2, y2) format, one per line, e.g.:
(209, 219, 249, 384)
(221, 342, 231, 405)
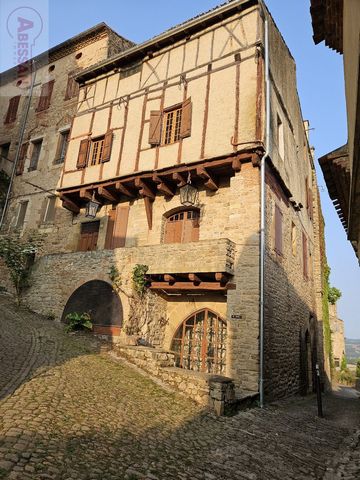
(0, 293, 359, 480)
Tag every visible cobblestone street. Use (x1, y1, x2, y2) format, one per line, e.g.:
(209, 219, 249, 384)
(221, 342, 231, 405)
(0, 293, 359, 480)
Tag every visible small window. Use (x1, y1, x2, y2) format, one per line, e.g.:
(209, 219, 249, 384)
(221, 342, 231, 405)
(334, 358, 340, 368)
(164, 208, 200, 244)
(0, 143, 10, 163)
(43, 196, 56, 224)
(291, 222, 297, 256)
(16, 201, 28, 229)
(89, 136, 105, 166)
(4, 96, 20, 124)
(277, 114, 284, 159)
(274, 204, 283, 255)
(162, 106, 182, 145)
(36, 80, 54, 112)
(64, 75, 79, 100)
(54, 130, 69, 164)
(302, 232, 308, 279)
(28, 139, 42, 171)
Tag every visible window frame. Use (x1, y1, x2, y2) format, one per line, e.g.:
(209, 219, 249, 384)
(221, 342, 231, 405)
(54, 130, 70, 164)
(162, 103, 183, 145)
(16, 201, 28, 229)
(88, 135, 105, 166)
(28, 139, 43, 172)
(42, 196, 57, 224)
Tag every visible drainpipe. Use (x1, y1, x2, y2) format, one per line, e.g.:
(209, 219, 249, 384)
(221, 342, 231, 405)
(259, 7, 271, 408)
(0, 60, 36, 229)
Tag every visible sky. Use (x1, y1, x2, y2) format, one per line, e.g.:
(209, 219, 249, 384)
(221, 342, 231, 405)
(1, 0, 359, 337)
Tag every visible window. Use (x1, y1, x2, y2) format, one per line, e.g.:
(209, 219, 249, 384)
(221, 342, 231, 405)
(105, 205, 130, 249)
(4, 96, 20, 124)
(171, 309, 227, 374)
(64, 75, 79, 100)
(302, 232, 308, 279)
(277, 114, 284, 159)
(274, 204, 283, 255)
(42, 196, 56, 224)
(28, 139, 42, 171)
(36, 80, 54, 112)
(164, 208, 200, 244)
(78, 221, 100, 251)
(16, 201, 28, 229)
(0, 143, 10, 162)
(16, 143, 28, 175)
(148, 98, 192, 146)
(291, 222, 297, 256)
(76, 131, 113, 169)
(54, 130, 69, 164)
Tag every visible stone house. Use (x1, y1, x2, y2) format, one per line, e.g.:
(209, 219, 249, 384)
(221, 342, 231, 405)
(311, 0, 360, 261)
(329, 303, 345, 370)
(0, 0, 328, 402)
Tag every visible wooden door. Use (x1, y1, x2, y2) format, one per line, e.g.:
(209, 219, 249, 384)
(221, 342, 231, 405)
(164, 209, 199, 244)
(78, 221, 100, 251)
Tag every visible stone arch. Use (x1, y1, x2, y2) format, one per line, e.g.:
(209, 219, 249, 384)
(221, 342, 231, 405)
(61, 280, 123, 336)
(170, 308, 227, 375)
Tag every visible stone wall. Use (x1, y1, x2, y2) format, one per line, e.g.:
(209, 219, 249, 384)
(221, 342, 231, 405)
(329, 303, 345, 368)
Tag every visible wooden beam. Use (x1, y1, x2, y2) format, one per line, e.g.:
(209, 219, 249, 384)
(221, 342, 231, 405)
(144, 196, 153, 230)
(79, 188, 92, 201)
(60, 195, 80, 214)
(98, 186, 117, 203)
(196, 166, 218, 191)
(188, 273, 201, 285)
(172, 172, 187, 187)
(164, 274, 176, 285)
(149, 282, 231, 291)
(135, 178, 155, 200)
(215, 273, 229, 285)
(153, 175, 175, 197)
(232, 157, 242, 172)
(251, 153, 261, 167)
(115, 181, 136, 198)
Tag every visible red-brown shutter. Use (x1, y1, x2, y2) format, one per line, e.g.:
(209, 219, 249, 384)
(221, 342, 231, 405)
(16, 142, 28, 175)
(78, 221, 99, 251)
(302, 232, 308, 278)
(105, 208, 116, 249)
(164, 217, 176, 244)
(101, 130, 113, 163)
(65, 75, 79, 100)
(180, 97, 192, 139)
(5, 96, 20, 124)
(77, 138, 89, 169)
(274, 204, 283, 254)
(112, 205, 129, 248)
(149, 110, 162, 145)
(36, 80, 55, 111)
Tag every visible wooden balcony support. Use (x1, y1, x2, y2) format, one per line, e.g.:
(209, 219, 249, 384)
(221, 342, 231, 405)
(147, 272, 235, 293)
(60, 194, 80, 214)
(115, 181, 136, 198)
(196, 166, 218, 191)
(79, 188, 92, 201)
(153, 174, 175, 197)
(98, 186, 118, 203)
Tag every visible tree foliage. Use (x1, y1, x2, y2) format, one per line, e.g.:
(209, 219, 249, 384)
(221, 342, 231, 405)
(328, 286, 342, 305)
(0, 233, 44, 304)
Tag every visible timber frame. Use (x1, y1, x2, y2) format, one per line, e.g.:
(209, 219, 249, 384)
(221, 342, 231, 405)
(146, 272, 235, 294)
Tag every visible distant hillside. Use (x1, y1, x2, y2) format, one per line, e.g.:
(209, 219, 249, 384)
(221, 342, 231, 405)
(345, 339, 360, 363)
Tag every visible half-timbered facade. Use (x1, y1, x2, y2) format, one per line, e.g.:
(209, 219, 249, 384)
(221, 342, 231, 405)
(0, 0, 327, 401)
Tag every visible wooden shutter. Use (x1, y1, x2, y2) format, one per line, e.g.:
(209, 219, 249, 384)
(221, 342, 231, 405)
(65, 75, 78, 100)
(149, 111, 162, 145)
(16, 142, 28, 175)
(77, 138, 89, 169)
(78, 221, 99, 251)
(5, 96, 20, 124)
(180, 97, 192, 139)
(101, 130, 113, 163)
(54, 133, 64, 164)
(274, 204, 283, 255)
(105, 208, 116, 249)
(112, 205, 129, 248)
(37, 80, 54, 111)
(302, 233, 308, 278)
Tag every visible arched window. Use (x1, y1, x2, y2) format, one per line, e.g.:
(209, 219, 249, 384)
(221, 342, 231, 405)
(171, 309, 227, 374)
(164, 208, 199, 244)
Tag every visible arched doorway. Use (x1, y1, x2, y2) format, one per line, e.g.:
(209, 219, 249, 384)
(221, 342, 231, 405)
(171, 309, 227, 374)
(61, 280, 123, 336)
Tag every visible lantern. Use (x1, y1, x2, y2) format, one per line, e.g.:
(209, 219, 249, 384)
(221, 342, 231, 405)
(180, 172, 198, 206)
(85, 192, 101, 218)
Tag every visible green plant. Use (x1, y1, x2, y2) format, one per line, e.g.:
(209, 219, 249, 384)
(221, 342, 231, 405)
(335, 368, 355, 386)
(328, 286, 342, 305)
(65, 312, 92, 333)
(340, 355, 348, 371)
(356, 359, 360, 378)
(0, 232, 44, 304)
(132, 264, 149, 295)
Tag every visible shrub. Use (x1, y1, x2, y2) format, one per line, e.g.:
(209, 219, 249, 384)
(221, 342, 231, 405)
(328, 286, 342, 305)
(340, 355, 348, 371)
(337, 368, 355, 386)
(65, 312, 92, 333)
(356, 359, 360, 378)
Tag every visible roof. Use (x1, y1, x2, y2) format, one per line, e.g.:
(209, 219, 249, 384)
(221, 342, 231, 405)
(310, 0, 343, 53)
(76, 0, 258, 83)
(319, 144, 350, 230)
(0, 23, 134, 82)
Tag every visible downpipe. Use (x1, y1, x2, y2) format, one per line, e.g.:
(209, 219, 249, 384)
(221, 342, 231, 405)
(0, 60, 36, 229)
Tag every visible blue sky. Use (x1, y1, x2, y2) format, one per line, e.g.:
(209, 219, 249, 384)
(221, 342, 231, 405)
(3, 1, 359, 336)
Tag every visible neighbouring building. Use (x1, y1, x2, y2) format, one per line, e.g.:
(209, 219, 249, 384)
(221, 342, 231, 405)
(0, 0, 328, 402)
(329, 303, 345, 370)
(0, 23, 133, 235)
(310, 0, 360, 262)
